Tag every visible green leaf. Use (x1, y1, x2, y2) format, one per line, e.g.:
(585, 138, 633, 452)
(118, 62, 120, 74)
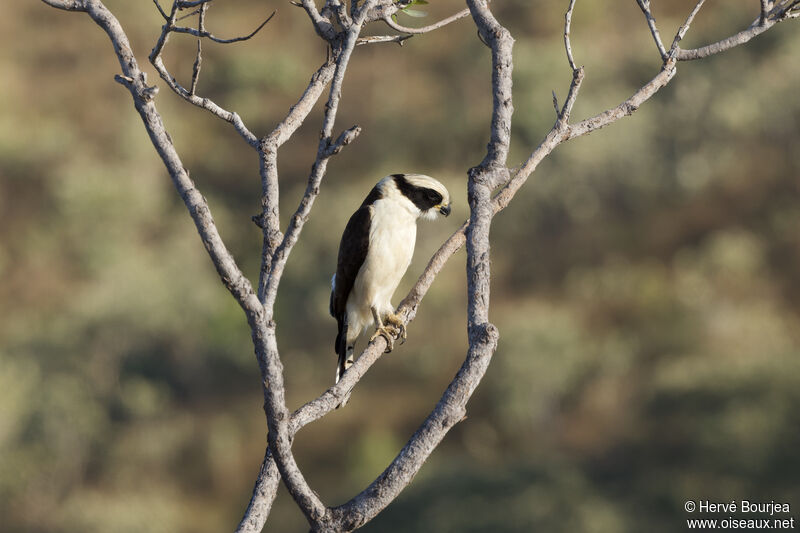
(401, 8, 428, 17)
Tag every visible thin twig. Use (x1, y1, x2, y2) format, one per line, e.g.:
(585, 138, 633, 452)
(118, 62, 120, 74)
(147, 0, 260, 146)
(171, 10, 275, 44)
(189, 4, 206, 95)
(669, 0, 706, 56)
(176, 6, 202, 22)
(564, 0, 577, 71)
(357, 34, 413, 45)
(41, 0, 87, 8)
(256, 4, 380, 527)
(190, 40, 202, 95)
(150, 0, 179, 60)
(635, 0, 668, 61)
(152, 0, 169, 20)
(256, 57, 339, 302)
(381, 8, 470, 34)
(262, 4, 374, 313)
(558, 66, 585, 124)
(675, 6, 787, 60)
(150, 54, 259, 146)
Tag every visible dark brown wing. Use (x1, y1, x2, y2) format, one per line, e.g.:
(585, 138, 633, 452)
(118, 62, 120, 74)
(330, 205, 373, 321)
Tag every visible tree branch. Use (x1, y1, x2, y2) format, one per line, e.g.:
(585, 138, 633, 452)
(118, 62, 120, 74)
(675, 3, 793, 60)
(669, 0, 706, 56)
(381, 8, 470, 34)
(325, 2, 510, 528)
(233, 448, 281, 533)
(46, 0, 262, 316)
(300, 0, 337, 41)
(761, 0, 771, 26)
(169, 10, 275, 44)
(147, 0, 261, 147)
(41, 0, 86, 10)
(635, 0, 668, 61)
(468, 0, 514, 187)
(255, 58, 338, 304)
(262, 6, 372, 314)
(248, 3, 380, 530)
(564, 0, 578, 71)
(356, 34, 413, 45)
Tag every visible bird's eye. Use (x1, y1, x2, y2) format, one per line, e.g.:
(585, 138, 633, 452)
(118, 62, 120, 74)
(426, 190, 442, 203)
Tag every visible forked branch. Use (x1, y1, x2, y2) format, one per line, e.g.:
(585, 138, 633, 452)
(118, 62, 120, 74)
(147, 0, 271, 147)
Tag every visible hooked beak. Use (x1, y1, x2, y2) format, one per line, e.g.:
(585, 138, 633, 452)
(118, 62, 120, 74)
(438, 203, 451, 217)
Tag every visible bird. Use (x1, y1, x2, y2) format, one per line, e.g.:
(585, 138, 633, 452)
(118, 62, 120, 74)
(330, 173, 451, 385)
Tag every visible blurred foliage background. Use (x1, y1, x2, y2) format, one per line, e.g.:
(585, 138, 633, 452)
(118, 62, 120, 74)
(2, 1, 799, 531)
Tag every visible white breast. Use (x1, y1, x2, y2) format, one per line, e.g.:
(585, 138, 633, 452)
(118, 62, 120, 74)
(347, 196, 418, 332)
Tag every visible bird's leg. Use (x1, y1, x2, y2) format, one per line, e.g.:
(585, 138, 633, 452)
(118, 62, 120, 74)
(369, 307, 396, 353)
(383, 312, 406, 344)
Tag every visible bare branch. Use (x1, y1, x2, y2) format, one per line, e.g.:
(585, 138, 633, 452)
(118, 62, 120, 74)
(151, 0, 169, 20)
(256, 330, 329, 526)
(176, 6, 203, 21)
(234, 450, 280, 533)
(150, 55, 259, 146)
(325, 124, 362, 155)
(669, 0, 706, 56)
(499, 60, 676, 210)
(251, 4, 381, 529)
(675, 6, 787, 60)
(256, 58, 338, 302)
(635, 0, 668, 61)
(290, 221, 469, 433)
(170, 10, 275, 44)
(381, 8, 470, 34)
(326, 0, 353, 28)
(262, 5, 374, 313)
(467, 0, 514, 186)
(552, 89, 560, 117)
(190, 40, 202, 95)
(269, 59, 338, 149)
(323, 2, 509, 528)
(40, 0, 87, 10)
(564, 0, 578, 70)
(300, 0, 337, 40)
(147, 2, 259, 147)
(558, 66, 585, 124)
(55, 0, 262, 316)
(357, 34, 412, 45)
(761, 0, 771, 25)
(189, 4, 206, 95)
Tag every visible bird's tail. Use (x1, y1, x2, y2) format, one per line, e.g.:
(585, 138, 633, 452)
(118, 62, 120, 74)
(334, 320, 355, 407)
(335, 345, 355, 384)
(334, 320, 354, 384)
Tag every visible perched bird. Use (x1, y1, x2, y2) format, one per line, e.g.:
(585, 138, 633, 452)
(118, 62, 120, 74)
(330, 173, 451, 384)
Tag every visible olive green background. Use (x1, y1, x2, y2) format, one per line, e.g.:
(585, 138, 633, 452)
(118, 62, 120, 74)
(1, 1, 799, 531)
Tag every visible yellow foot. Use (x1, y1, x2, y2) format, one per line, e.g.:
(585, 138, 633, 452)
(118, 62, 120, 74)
(384, 313, 407, 344)
(370, 326, 397, 353)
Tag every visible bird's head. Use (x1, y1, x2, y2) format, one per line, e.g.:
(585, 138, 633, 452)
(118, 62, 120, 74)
(389, 173, 451, 220)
